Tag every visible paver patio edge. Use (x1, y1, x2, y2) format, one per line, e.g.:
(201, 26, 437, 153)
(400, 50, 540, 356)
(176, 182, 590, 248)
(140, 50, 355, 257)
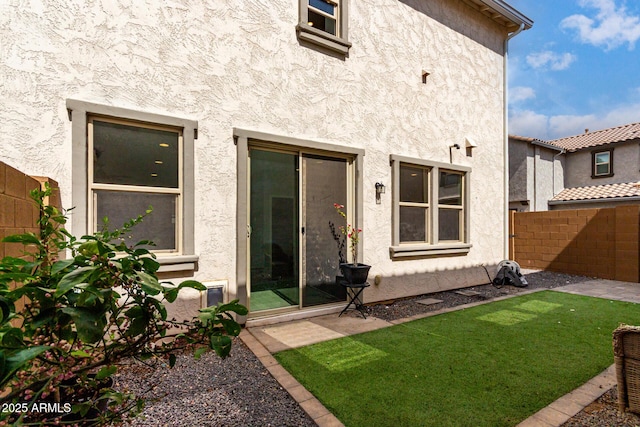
(239, 329, 345, 427)
(516, 364, 616, 427)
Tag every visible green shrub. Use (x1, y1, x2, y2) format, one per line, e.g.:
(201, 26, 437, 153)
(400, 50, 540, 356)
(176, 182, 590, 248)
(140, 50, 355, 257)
(0, 184, 247, 425)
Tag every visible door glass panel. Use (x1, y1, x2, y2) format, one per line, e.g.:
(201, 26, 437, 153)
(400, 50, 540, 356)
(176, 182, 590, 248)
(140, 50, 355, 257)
(302, 154, 348, 307)
(249, 150, 299, 312)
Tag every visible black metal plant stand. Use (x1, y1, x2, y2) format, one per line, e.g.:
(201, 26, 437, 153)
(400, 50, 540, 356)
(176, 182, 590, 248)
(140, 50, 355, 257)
(338, 279, 370, 319)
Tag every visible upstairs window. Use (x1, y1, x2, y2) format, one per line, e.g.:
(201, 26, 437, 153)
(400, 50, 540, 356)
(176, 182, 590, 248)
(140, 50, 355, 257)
(297, 0, 351, 55)
(308, 0, 338, 36)
(592, 149, 613, 178)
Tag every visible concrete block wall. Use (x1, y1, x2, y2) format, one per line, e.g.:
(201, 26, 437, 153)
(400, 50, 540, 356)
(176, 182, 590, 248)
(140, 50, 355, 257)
(0, 161, 60, 315)
(512, 206, 640, 282)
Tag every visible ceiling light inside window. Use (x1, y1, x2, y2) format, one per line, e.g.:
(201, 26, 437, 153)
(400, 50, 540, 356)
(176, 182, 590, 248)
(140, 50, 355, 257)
(155, 160, 163, 164)
(151, 173, 158, 177)
(159, 143, 170, 147)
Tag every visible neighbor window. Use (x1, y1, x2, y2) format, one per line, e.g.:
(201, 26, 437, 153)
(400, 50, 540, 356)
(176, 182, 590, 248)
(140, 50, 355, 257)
(592, 149, 613, 178)
(390, 155, 471, 258)
(67, 99, 198, 272)
(297, 0, 351, 55)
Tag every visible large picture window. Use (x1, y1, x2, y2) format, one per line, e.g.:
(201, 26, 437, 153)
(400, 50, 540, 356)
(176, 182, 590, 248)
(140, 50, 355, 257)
(390, 155, 471, 258)
(67, 99, 198, 272)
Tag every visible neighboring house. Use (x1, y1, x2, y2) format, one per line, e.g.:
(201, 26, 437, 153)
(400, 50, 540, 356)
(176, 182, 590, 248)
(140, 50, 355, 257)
(1, 0, 531, 323)
(549, 123, 640, 210)
(508, 135, 564, 212)
(509, 123, 640, 211)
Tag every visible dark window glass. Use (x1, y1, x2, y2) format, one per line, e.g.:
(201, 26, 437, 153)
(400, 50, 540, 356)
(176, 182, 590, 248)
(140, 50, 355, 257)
(400, 206, 426, 242)
(93, 120, 179, 188)
(308, 9, 336, 35)
(439, 209, 460, 242)
(438, 171, 462, 205)
(95, 190, 177, 251)
(400, 165, 428, 203)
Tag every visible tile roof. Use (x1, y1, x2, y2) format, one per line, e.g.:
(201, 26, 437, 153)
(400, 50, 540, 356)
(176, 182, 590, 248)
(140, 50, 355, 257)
(551, 181, 640, 202)
(548, 122, 640, 152)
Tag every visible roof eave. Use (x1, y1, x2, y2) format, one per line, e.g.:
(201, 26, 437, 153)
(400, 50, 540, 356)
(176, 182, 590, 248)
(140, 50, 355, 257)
(531, 140, 565, 152)
(462, 0, 534, 31)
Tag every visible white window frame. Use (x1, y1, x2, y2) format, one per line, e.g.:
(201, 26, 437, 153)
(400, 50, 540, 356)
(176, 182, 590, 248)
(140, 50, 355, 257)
(297, 0, 351, 56)
(390, 155, 471, 259)
(67, 99, 199, 272)
(592, 149, 613, 178)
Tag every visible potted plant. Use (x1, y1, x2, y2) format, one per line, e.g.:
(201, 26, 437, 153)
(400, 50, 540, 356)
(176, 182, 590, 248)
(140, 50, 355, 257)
(333, 203, 370, 284)
(0, 184, 247, 426)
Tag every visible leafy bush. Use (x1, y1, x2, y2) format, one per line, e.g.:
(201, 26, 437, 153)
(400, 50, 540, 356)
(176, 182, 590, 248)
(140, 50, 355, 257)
(0, 185, 247, 425)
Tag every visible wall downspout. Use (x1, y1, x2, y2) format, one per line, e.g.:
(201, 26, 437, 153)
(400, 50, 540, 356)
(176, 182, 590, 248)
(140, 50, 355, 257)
(504, 23, 525, 260)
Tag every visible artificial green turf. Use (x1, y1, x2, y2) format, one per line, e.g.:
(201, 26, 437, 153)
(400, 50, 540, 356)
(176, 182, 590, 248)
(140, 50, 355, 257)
(274, 291, 640, 427)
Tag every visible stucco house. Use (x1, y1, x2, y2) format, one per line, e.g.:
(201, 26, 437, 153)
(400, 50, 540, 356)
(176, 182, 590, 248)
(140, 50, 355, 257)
(508, 135, 564, 212)
(1, 0, 531, 324)
(509, 122, 640, 212)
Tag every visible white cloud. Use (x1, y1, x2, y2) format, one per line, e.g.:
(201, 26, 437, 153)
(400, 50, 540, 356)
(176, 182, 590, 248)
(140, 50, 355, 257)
(509, 103, 640, 140)
(508, 110, 550, 139)
(548, 114, 597, 138)
(561, 0, 640, 50)
(509, 86, 536, 103)
(526, 51, 577, 70)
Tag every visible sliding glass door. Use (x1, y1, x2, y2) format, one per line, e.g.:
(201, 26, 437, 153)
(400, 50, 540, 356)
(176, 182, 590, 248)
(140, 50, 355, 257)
(248, 147, 349, 313)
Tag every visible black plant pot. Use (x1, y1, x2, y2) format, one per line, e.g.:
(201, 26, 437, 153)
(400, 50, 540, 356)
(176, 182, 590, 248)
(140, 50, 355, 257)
(339, 263, 371, 284)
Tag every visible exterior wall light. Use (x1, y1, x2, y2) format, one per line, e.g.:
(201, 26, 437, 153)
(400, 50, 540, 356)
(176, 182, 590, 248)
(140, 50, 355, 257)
(375, 182, 385, 204)
(449, 143, 460, 163)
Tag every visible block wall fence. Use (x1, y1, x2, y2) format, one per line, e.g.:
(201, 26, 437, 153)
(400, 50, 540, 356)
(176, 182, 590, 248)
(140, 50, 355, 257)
(511, 206, 640, 283)
(0, 161, 60, 315)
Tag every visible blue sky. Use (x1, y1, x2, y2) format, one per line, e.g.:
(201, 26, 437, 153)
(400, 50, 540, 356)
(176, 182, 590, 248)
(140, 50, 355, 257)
(506, 0, 640, 140)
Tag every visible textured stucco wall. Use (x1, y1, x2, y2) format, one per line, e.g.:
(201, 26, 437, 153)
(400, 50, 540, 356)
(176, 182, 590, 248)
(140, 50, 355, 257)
(508, 140, 564, 212)
(565, 141, 640, 188)
(508, 139, 528, 202)
(1, 0, 510, 309)
(533, 146, 561, 211)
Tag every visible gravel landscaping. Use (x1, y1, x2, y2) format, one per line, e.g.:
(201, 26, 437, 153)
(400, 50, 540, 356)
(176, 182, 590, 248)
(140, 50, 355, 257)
(114, 270, 640, 426)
